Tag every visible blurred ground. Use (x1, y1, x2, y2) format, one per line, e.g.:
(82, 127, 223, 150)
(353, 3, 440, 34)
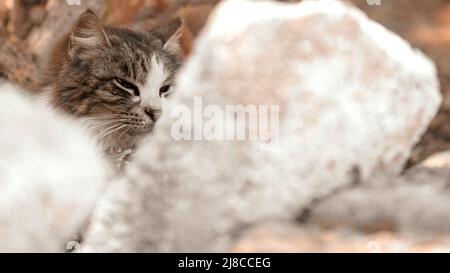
(231, 222, 450, 253)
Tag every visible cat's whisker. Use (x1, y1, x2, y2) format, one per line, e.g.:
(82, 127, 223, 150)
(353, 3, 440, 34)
(96, 123, 124, 140)
(82, 116, 127, 122)
(87, 119, 129, 130)
(85, 122, 120, 134)
(83, 115, 126, 120)
(117, 127, 131, 140)
(83, 117, 135, 134)
(99, 125, 129, 141)
(86, 119, 118, 127)
(97, 123, 130, 141)
(81, 115, 129, 124)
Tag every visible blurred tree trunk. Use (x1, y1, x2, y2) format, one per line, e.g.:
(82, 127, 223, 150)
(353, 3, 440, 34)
(0, 0, 42, 90)
(0, 35, 38, 90)
(10, 0, 47, 39)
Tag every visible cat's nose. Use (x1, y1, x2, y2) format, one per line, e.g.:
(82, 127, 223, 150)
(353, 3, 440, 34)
(144, 107, 162, 122)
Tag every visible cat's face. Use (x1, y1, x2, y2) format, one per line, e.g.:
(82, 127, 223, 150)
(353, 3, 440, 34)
(45, 10, 182, 149)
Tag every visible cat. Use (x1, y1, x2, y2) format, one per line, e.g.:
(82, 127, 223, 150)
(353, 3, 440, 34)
(40, 9, 183, 165)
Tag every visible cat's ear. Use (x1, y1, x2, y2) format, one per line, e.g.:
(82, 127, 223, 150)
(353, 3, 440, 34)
(150, 17, 183, 54)
(68, 9, 111, 59)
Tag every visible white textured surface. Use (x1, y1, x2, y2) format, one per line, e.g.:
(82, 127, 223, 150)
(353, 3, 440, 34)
(0, 83, 110, 252)
(82, 0, 441, 252)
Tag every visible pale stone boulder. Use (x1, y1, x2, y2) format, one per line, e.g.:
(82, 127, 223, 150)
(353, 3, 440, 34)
(0, 83, 110, 252)
(82, 0, 441, 252)
(305, 167, 450, 236)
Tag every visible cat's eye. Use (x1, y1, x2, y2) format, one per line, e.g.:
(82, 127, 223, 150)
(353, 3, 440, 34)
(113, 78, 140, 96)
(159, 85, 171, 97)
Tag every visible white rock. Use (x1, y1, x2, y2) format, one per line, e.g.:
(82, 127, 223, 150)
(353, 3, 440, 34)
(82, 0, 441, 252)
(420, 151, 450, 169)
(306, 167, 450, 235)
(0, 83, 110, 252)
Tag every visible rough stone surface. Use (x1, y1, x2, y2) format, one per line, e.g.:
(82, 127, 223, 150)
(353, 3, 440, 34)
(82, 0, 441, 252)
(305, 166, 450, 236)
(0, 83, 110, 252)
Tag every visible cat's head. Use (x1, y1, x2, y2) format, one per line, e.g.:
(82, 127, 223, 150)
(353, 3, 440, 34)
(44, 9, 182, 148)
